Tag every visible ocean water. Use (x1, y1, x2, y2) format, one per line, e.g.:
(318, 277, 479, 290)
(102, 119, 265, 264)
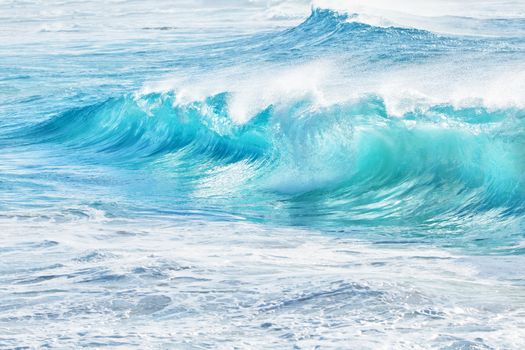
(0, 0, 524, 348)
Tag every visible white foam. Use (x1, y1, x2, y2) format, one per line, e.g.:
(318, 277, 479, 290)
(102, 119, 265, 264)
(374, 59, 525, 116)
(141, 53, 525, 124)
(140, 60, 342, 124)
(1, 214, 524, 348)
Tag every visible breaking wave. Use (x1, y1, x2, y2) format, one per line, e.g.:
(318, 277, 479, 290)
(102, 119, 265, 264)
(11, 7, 525, 248)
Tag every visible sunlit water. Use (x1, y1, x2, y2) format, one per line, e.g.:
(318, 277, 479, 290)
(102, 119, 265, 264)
(0, 0, 524, 348)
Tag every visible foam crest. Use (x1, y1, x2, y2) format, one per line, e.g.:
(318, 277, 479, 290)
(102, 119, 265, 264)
(141, 60, 339, 124)
(141, 57, 525, 122)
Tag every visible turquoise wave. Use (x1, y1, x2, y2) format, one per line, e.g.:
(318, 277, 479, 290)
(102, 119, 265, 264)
(22, 91, 524, 240)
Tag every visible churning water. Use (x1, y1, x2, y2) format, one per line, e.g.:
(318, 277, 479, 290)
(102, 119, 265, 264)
(0, 0, 524, 348)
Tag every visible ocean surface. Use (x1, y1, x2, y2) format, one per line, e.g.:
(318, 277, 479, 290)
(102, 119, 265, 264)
(0, 0, 524, 348)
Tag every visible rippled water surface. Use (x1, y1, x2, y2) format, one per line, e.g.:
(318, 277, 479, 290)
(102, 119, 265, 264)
(0, 0, 524, 348)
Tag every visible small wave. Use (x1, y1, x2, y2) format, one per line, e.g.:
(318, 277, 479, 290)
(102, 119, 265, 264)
(27, 93, 270, 164)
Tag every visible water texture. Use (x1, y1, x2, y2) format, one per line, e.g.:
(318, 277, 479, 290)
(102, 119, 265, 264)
(0, 0, 524, 348)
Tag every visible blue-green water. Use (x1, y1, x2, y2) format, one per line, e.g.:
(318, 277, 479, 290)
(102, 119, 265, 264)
(0, 1, 524, 348)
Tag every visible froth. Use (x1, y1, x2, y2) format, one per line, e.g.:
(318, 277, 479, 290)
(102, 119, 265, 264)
(140, 56, 525, 122)
(140, 60, 339, 124)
